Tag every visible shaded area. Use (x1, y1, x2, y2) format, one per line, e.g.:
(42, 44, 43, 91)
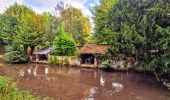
(80, 54, 95, 64)
(0, 64, 169, 100)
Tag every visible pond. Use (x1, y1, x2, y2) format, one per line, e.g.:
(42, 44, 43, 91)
(0, 64, 169, 100)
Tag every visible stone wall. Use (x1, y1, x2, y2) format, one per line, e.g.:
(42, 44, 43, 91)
(56, 56, 80, 66)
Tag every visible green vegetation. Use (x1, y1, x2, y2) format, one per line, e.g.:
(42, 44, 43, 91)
(53, 30, 76, 56)
(4, 44, 28, 63)
(93, 0, 117, 44)
(48, 55, 71, 66)
(100, 60, 113, 71)
(48, 55, 58, 65)
(94, 0, 170, 84)
(0, 0, 169, 92)
(0, 76, 40, 100)
(0, 2, 91, 64)
(56, 2, 92, 45)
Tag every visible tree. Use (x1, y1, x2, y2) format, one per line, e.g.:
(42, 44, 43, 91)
(56, 2, 91, 46)
(41, 12, 60, 44)
(3, 3, 45, 55)
(0, 15, 19, 45)
(3, 43, 28, 63)
(93, 0, 117, 44)
(94, 0, 170, 82)
(52, 29, 76, 56)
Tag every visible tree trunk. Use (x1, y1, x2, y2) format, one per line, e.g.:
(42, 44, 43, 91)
(30, 46, 35, 55)
(23, 45, 28, 55)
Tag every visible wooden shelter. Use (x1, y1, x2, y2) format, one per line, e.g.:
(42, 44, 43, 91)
(79, 44, 110, 68)
(32, 46, 53, 61)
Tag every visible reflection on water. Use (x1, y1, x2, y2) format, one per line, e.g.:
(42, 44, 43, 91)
(0, 64, 170, 100)
(112, 83, 123, 93)
(45, 67, 48, 75)
(33, 66, 37, 76)
(100, 76, 105, 86)
(28, 69, 31, 75)
(19, 69, 24, 77)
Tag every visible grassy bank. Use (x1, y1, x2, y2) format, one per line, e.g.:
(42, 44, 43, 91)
(0, 76, 52, 100)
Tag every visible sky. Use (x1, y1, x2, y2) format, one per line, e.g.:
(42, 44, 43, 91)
(0, 0, 99, 17)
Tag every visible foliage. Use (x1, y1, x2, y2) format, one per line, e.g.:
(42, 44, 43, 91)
(42, 12, 60, 44)
(0, 15, 19, 45)
(0, 76, 40, 100)
(3, 44, 28, 63)
(0, 3, 56, 56)
(4, 3, 45, 54)
(48, 55, 58, 65)
(100, 60, 113, 71)
(62, 58, 70, 66)
(56, 2, 92, 45)
(93, 0, 117, 44)
(53, 30, 76, 56)
(94, 0, 170, 82)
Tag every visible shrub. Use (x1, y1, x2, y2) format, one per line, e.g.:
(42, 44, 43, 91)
(3, 44, 28, 63)
(148, 56, 170, 83)
(100, 60, 113, 71)
(48, 55, 57, 65)
(0, 76, 40, 100)
(52, 31, 76, 56)
(63, 58, 70, 66)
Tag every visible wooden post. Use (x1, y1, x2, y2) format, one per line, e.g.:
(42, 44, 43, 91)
(94, 56, 97, 68)
(47, 54, 50, 61)
(30, 55, 33, 61)
(36, 54, 39, 62)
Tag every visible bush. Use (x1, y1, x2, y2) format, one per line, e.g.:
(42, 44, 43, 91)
(100, 60, 113, 71)
(0, 76, 40, 100)
(48, 55, 58, 65)
(63, 58, 70, 66)
(3, 44, 28, 63)
(52, 31, 76, 56)
(148, 56, 170, 83)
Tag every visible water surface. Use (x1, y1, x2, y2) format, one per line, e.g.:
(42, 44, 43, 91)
(0, 64, 169, 100)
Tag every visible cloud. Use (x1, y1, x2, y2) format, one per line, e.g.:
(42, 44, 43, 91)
(67, 1, 92, 16)
(22, 0, 92, 16)
(0, 0, 95, 17)
(0, 0, 25, 13)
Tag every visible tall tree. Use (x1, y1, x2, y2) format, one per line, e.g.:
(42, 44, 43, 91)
(94, 0, 170, 82)
(42, 12, 60, 44)
(93, 0, 117, 44)
(2, 3, 45, 55)
(56, 2, 91, 46)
